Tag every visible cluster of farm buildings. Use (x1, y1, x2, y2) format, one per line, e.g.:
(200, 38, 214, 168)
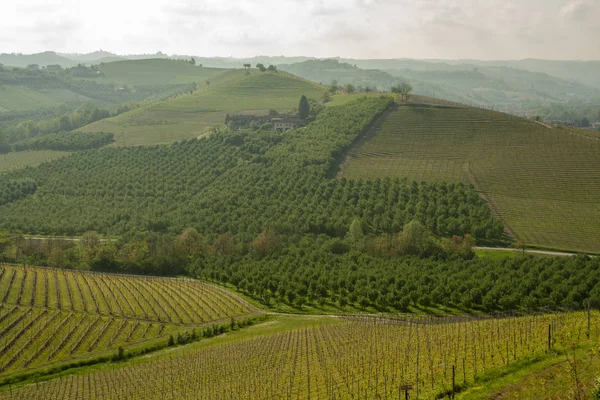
(225, 114, 309, 132)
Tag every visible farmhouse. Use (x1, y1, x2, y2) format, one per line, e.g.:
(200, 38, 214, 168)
(271, 116, 305, 132)
(225, 114, 309, 131)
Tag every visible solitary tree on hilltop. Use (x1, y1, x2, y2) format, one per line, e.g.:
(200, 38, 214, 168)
(392, 83, 413, 102)
(267, 65, 278, 72)
(298, 95, 310, 120)
(243, 63, 251, 74)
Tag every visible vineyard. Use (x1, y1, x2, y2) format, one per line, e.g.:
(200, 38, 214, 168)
(1, 311, 596, 399)
(0, 264, 257, 376)
(341, 103, 600, 253)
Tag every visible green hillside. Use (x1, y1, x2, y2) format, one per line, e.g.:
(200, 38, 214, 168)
(341, 102, 600, 253)
(93, 59, 227, 86)
(79, 70, 326, 146)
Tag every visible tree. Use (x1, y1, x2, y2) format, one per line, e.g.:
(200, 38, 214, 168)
(177, 227, 204, 258)
(343, 84, 355, 94)
(213, 233, 234, 256)
(308, 99, 325, 118)
(329, 80, 339, 94)
(298, 95, 310, 120)
(397, 220, 436, 256)
(346, 218, 364, 250)
(243, 63, 251, 75)
(256, 63, 267, 72)
(516, 240, 527, 255)
(267, 65, 278, 72)
(190, 57, 196, 65)
(205, 80, 210, 90)
(392, 83, 413, 101)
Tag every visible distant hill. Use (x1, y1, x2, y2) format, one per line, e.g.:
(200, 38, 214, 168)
(0, 51, 77, 68)
(465, 59, 600, 90)
(278, 59, 406, 91)
(341, 100, 600, 253)
(278, 58, 600, 117)
(91, 58, 227, 86)
(78, 69, 325, 145)
(385, 66, 600, 114)
(57, 50, 121, 62)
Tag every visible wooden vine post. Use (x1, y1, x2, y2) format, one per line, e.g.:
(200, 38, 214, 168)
(399, 384, 412, 400)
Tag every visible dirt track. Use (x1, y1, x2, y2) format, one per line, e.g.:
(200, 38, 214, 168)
(474, 246, 595, 257)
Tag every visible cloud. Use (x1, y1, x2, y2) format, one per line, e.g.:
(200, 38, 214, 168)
(0, 0, 598, 59)
(560, 0, 595, 21)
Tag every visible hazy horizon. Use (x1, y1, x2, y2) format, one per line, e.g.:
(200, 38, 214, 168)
(2, 0, 599, 61)
(5, 49, 600, 63)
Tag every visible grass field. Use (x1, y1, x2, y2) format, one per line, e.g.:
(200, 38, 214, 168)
(78, 70, 325, 146)
(0, 264, 257, 377)
(340, 103, 600, 253)
(0, 151, 71, 173)
(92, 59, 228, 86)
(2, 311, 596, 399)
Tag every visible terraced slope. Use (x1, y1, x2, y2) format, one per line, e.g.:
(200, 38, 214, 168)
(0, 264, 257, 377)
(341, 103, 600, 253)
(79, 70, 325, 146)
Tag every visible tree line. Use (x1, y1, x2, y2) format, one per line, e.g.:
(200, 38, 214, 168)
(1, 228, 597, 313)
(11, 131, 114, 152)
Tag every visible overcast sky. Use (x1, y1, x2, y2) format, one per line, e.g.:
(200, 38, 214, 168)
(1, 0, 599, 60)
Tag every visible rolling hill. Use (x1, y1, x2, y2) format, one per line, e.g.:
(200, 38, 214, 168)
(78, 69, 325, 145)
(341, 101, 600, 253)
(91, 58, 227, 86)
